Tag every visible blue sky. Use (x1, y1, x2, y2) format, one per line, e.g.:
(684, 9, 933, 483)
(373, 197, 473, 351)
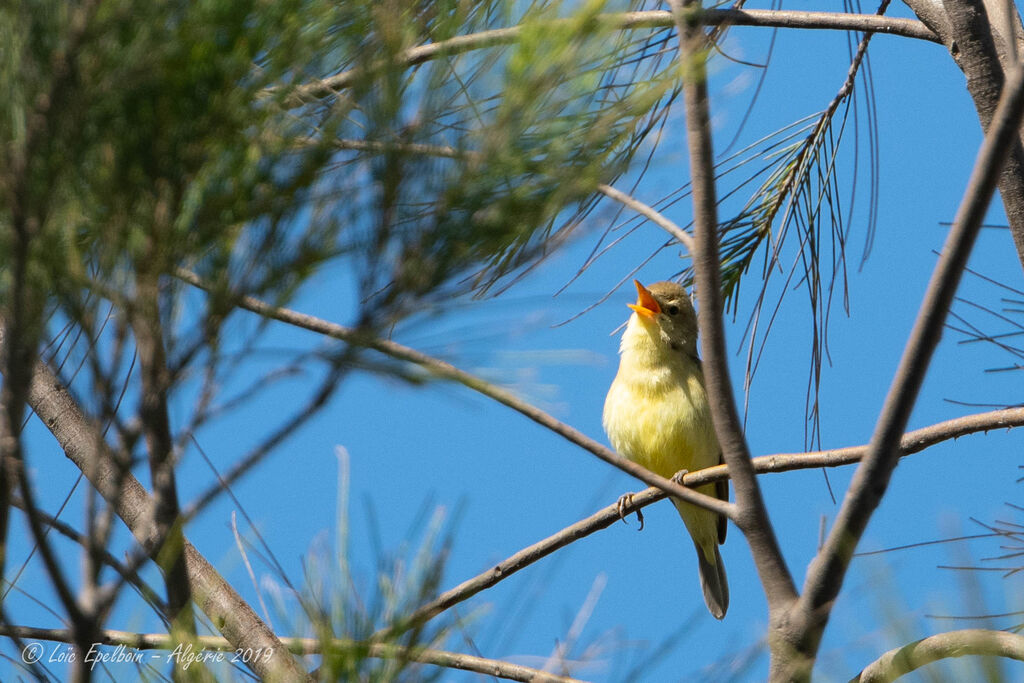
(5, 3, 1024, 681)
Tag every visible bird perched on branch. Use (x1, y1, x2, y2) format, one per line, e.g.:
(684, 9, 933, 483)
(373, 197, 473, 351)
(603, 279, 729, 619)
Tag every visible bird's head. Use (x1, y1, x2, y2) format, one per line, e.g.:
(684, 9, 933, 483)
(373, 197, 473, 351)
(627, 279, 699, 358)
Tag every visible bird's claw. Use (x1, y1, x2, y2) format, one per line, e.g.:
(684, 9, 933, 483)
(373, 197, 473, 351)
(616, 493, 633, 521)
(616, 493, 644, 531)
(671, 469, 690, 485)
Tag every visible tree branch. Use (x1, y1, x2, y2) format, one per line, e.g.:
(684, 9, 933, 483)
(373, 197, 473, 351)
(794, 60, 1024, 679)
(385, 402, 1022, 637)
(175, 269, 736, 521)
(903, 0, 1024, 272)
(285, 10, 937, 105)
(130, 271, 195, 636)
(22, 355, 309, 680)
(672, 0, 797, 620)
(850, 629, 1024, 682)
(0, 625, 582, 683)
(596, 183, 695, 252)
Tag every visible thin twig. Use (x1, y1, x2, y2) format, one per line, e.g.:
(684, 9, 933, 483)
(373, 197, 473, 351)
(286, 9, 937, 104)
(175, 269, 735, 520)
(0, 625, 582, 683)
(392, 406, 1024, 636)
(597, 183, 695, 252)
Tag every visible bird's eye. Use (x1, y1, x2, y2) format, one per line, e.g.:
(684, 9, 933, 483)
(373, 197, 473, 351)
(667, 305, 680, 316)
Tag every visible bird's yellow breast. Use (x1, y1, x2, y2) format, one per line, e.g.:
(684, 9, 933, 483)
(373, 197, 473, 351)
(603, 321, 718, 479)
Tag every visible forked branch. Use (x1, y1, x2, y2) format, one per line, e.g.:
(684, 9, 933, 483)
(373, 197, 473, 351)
(794, 61, 1024, 679)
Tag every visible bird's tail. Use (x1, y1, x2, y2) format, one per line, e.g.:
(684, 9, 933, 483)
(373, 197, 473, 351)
(694, 540, 729, 620)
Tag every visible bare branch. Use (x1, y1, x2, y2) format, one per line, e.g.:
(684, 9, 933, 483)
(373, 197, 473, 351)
(22, 355, 309, 680)
(286, 10, 937, 105)
(596, 183, 695, 252)
(850, 629, 1024, 682)
(130, 271, 194, 636)
(748, 406, 1024, 476)
(671, 0, 797, 619)
(390, 485, 665, 636)
(0, 625, 582, 683)
(904, 0, 1024, 272)
(394, 406, 1023, 636)
(796, 59, 1024, 677)
(175, 269, 735, 521)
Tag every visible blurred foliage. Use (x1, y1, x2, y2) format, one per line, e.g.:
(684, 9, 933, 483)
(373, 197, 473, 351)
(0, 3, 680, 670)
(0, 0, 678, 359)
(322, 0, 677, 317)
(2, 0, 330, 290)
(290, 504, 457, 681)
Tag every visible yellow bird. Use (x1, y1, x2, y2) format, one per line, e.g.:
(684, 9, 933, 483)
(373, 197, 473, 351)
(603, 279, 729, 619)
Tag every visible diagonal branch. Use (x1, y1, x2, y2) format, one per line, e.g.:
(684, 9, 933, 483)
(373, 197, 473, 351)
(903, 0, 1024, 272)
(22, 354, 309, 681)
(597, 183, 695, 252)
(671, 0, 797, 615)
(795, 60, 1024, 678)
(174, 269, 734, 520)
(388, 406, 1024, 636)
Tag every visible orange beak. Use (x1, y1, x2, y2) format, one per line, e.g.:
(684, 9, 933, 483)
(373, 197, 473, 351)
(627, 280, 660, 318)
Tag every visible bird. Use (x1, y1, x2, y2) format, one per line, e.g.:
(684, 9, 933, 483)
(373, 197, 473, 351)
(603, 279, 729, 619)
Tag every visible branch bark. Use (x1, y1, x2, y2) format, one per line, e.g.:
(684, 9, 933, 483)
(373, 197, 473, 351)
(0, 625, 582, 683)
(21, 353, 309, 681)
(388, 405, 1024, 638)
(903, 0, 1024, 272)
(788, 60, 1024, 681)
(851, 629, 1024, 682)
(175, 269, 735, 521)
(285, 10, 937, 105)
(596, 183, 695, 252)
(672, 0, 797, 623)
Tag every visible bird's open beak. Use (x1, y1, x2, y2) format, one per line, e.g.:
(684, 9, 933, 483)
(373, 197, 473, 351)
(627, 280, 660, 318)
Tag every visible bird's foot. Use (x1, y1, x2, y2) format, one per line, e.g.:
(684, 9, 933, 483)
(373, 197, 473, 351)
(615, 493, 633, 521)
(616, 493, 645, 531)
(670, 469, 690, 485)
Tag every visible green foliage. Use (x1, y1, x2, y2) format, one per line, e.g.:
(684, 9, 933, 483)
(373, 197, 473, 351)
(290, 504, 458, 681)
(320, 0, 675, 316)
(2, 0, 329, 290)
(1, 0, 677, 362)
